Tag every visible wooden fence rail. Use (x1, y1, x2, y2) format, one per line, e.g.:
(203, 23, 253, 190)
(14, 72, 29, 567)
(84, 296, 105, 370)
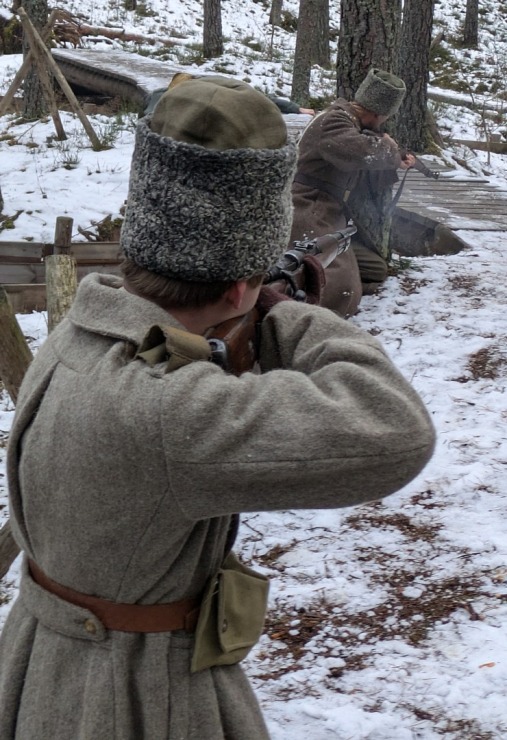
(0, 235, 122, 312)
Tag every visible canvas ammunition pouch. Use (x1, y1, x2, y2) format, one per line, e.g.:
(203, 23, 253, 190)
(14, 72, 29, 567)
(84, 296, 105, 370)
(191, 552, 269, 673)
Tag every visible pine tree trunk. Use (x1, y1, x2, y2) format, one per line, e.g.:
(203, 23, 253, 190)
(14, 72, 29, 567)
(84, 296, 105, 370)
(314, 0, 330, 66)
(203, 0, 223, 58)
(291, 0, 319, 105)
(21, 0, 49, 119)
(336, 0, 401, 100)
(269, 0, 283, 26)
(395, 0, 435, 152)
(463, 0, 479, 47)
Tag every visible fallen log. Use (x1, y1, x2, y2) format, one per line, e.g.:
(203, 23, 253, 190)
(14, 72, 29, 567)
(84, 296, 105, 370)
(61, 21, 177, 47)
(451, 138, 507, 154)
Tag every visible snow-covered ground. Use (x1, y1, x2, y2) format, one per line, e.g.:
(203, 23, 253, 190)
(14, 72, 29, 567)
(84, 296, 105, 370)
(2, 1, 507, 737)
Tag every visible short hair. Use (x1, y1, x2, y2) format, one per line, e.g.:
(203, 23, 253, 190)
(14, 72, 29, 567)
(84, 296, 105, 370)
(120, 258, 264, 310)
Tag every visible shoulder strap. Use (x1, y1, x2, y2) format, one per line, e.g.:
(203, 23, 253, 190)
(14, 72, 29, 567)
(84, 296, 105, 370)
(136, 325, 212, 373)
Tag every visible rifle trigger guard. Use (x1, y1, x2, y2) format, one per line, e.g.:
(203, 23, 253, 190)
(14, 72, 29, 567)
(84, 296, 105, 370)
(279, 269, 306, 301)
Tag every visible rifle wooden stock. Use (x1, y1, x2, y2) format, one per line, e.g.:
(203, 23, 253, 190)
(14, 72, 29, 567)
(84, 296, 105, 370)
(206, 227, 356, 376)
(399, 147, 440, 180)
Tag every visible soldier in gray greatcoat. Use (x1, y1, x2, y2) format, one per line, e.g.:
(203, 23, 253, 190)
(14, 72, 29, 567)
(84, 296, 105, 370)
(0, 76, 435, 739)
(291, 68, 416, 315)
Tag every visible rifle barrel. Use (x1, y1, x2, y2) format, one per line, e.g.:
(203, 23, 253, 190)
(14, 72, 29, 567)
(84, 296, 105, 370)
(265, 225, 357, 283)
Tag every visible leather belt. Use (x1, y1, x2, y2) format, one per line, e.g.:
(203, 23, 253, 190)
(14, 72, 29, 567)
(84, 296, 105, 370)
(28, 559, 200, 633)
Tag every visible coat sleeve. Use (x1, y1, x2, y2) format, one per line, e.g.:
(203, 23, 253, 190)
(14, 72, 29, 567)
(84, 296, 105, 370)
(317, 107, 402, 173)
(162, 302, 435, 520)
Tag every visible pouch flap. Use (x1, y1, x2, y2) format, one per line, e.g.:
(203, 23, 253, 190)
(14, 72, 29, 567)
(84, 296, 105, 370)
(217, 563, 269, 653)
(190, 553, 269, 673)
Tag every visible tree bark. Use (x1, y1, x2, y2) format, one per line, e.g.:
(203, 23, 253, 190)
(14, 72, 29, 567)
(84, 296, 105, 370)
(21, 0, 49, 119)
(314, 0, 330, 66)
(269, 0, 283, 26)
(203, 0, 223, 58)
(18, 9, 102, 150)
(395, 0, 436, 152)
(18, 9, 66, 140)
(463, 0, 479, 48)
(0, 9, 58, 119)
(291, 0, 320, 105)
(336, 0, 401, 100)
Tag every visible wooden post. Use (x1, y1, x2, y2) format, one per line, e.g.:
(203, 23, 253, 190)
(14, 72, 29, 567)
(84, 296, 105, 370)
(53, 215, 73, 254)
(17, 8, 102, 150)
(0, 286, 34, 579)
(0, 9, 59, 118)
(0, 285, 33, 404)
(45, 217, 77, 332)
(17, 9, 67, 141)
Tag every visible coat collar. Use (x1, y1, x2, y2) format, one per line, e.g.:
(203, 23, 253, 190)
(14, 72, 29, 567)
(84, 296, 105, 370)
(67, 273, 184, 347)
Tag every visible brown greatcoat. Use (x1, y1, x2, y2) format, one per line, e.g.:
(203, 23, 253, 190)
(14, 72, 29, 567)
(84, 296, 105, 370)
(0, 274, 435, 739)
(291, 99, 402, 315)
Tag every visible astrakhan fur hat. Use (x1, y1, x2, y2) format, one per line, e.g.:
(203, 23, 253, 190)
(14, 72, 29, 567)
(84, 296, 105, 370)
(120, 76, 297, 282)
(354, 68, 406, 118)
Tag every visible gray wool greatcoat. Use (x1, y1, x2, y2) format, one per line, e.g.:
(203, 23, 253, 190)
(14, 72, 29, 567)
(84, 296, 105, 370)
(0, 274, 435, 740)
(290, 99, 402, 316)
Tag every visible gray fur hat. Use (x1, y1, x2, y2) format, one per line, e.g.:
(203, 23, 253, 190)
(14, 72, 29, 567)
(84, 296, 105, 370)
(120, 76, 297, 282)
(354, 68, 406, 117)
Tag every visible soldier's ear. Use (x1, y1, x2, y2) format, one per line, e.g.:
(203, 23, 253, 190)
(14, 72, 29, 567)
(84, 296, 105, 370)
(223, 281, 248, 310)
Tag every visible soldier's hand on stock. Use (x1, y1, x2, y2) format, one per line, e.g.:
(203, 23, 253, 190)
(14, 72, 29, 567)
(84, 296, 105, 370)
(255, 286, 292, 318)
(400, 151, 417, 169)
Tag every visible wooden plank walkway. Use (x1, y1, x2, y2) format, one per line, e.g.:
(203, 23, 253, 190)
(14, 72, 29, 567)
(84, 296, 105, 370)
(393, 165, 507, 232)
(49, 48, 507, 241)
(51, 48, 507, 238)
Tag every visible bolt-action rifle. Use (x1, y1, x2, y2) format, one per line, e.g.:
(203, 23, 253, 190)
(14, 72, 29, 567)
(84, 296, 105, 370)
(398, 147, 440, 180)
(205, 225, 357, 376)
(363, 129, 440, 181)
